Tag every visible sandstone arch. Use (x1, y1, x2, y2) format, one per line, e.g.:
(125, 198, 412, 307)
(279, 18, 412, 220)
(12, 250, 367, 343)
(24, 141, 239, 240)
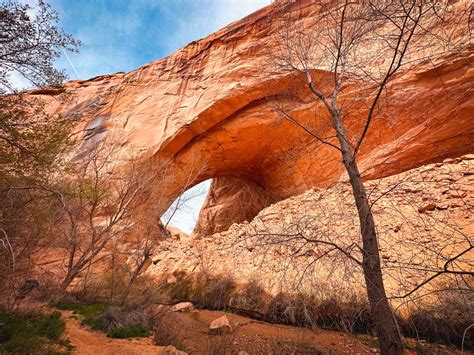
(29, 1, 474, 236)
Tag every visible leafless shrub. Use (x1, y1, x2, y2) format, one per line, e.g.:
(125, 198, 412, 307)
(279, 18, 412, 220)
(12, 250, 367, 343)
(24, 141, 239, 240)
(191, 273, 237, 310)
(205, 333, 236, 355)
(100, 306, 153, 333)
(153, 312, 187, 352)
(232, 280, 266, 313)
(400, 282, 474, 349)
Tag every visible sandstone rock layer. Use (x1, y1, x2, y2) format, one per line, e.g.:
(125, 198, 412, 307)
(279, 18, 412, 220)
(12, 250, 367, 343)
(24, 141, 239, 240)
(29, 1, 474, 235)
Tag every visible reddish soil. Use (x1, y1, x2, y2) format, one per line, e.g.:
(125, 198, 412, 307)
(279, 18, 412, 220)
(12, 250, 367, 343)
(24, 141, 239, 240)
(63, 308, 462, 354)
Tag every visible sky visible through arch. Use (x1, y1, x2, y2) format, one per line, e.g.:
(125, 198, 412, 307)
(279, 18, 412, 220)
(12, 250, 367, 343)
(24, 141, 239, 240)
(46, 0, 271, 234)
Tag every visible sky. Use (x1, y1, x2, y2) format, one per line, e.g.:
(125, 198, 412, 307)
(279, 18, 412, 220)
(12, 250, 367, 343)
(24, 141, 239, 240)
(45, 0, 270, 233)
(50, 0, 271, 81)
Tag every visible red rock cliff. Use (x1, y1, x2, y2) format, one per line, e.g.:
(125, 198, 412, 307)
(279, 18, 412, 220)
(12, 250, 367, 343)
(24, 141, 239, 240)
(28, 1, 474, 236)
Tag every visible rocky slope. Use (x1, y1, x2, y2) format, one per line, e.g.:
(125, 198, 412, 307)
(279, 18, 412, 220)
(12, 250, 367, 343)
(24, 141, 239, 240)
(26, 0, 474, 235)
(144, 155, 474, 298)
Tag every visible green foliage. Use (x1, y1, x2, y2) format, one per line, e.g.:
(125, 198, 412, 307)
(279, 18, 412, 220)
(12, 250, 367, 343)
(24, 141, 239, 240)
(55, 302, 109, 331)
(54, 302, 153, 339)
(0, 309, 70, 354)
(107, 324, 150, 339)
(0, 96, 76, 185)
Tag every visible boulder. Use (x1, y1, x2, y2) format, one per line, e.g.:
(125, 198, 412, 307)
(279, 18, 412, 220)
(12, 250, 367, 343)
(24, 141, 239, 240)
(171, 302, 194, 312)
(209, 315, 233, 335)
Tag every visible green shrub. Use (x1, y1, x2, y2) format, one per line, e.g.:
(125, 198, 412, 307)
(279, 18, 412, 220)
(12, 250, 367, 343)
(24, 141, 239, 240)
(107, 324, 150, 338)
(37, 311, 66, 340)
(55, 302, 109, 330)
(55, 302, 154, 340)
(0, 308, 70, 354)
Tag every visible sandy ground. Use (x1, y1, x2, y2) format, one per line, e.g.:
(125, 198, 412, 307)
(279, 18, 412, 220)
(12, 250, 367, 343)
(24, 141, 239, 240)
(62, 308, 462, 354)
(164, 309, 377, 354)
(62, 310, 181, 355)
(62, 308, 377, 355)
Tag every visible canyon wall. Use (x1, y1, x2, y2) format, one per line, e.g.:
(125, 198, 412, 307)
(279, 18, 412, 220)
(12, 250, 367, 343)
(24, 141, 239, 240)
(28, 0, 474, 236)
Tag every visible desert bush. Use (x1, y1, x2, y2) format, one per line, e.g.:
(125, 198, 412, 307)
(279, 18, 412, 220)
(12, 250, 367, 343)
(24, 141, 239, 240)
(401, 291, 474, 349)
(206, 333, 236, 355)
(313, 296, 372, 334)
(167, 272, 194, 303)
(266, 292, 372, 333)
(153, 312, 187, 351)
(101, 306, 153, 338)
(166, 272, 238, 311)
(191, 273, 236, 310)
(0, 309, 71, 354)
(164, 270, 473, 350)
(232, 279, 266, 312)
(267, 292, 317, 328)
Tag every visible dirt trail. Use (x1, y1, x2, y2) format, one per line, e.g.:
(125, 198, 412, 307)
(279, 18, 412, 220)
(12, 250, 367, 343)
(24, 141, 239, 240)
(62, 310, 181, 355)
(62, 307, 378, 354)
(63, 308, 459, 354)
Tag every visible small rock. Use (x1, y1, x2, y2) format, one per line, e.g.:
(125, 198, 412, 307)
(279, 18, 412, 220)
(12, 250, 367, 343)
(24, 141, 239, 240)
(449, 200, 464, 208)
(418, 203, 436, 213)
(166, 275, 177, 284)
(436, 203, 449, 210)
(171, 302, 194, 312)
(209, 315, 233, 335)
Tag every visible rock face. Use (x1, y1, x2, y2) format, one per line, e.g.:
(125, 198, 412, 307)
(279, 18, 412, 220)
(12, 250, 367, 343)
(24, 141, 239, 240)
(29, 1, 474, 235)
(193, 177, 272, 237)
(144, 155, 474, 296)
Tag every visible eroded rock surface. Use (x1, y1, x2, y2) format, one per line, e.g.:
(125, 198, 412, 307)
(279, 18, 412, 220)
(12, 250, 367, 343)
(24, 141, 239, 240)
(193, 176, 272, 237)
(145, 155, 474, 296)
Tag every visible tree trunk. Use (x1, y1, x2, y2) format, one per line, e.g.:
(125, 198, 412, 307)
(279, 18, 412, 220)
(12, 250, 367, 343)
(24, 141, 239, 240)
(59, 269, 78, 295)
(334, 121, 403, 354)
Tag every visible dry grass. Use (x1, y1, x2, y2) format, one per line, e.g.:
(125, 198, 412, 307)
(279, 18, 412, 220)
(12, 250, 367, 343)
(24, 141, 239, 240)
(205, 333, 236, 355)
(153, 311, 187, 352)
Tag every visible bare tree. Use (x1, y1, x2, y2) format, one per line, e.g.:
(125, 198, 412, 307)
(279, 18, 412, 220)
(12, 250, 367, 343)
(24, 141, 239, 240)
(118, 157, 208, 304)
(49, 139, 168, 295)
(267, 1, 470, 353)
(0, 0, 79, 307)
(225, 155, 472, 347)
(0, 0, 80, 93)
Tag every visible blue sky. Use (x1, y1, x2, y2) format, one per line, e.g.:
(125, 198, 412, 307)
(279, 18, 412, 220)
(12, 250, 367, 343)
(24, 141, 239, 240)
(51, 0, 271, 80)
(46, 0, 270, 233)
